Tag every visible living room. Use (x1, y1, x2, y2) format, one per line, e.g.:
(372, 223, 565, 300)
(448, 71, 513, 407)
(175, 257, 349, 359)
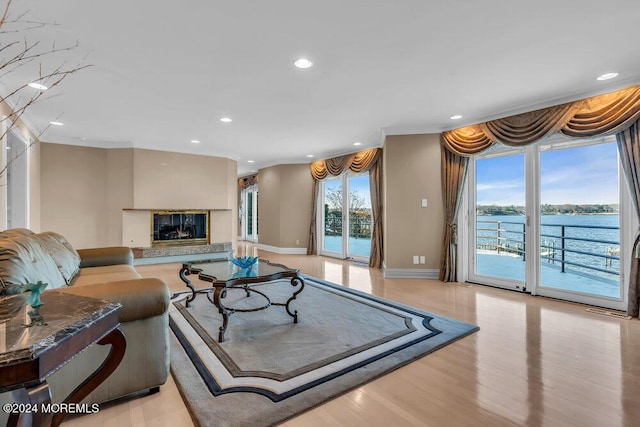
(2, 1, 640, 426)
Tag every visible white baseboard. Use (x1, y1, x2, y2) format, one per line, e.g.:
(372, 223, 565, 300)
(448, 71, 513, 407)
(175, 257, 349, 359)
(383, 266, 440, 279)
(255, 243, 307, 255)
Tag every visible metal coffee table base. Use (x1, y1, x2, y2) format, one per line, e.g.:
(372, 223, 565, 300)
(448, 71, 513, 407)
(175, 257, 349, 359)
(179, 260, 305, 342)
(205, 277, 304, 342)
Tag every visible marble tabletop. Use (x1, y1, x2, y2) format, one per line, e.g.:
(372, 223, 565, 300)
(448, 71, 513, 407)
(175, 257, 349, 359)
(0, 291, 121, 369)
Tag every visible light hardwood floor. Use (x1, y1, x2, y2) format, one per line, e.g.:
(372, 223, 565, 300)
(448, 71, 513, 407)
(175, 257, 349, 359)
(65, 242, 640, 426)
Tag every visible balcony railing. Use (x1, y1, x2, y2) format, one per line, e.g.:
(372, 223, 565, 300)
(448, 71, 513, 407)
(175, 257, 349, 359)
(476, 219, 620, 279)
(325, 211, 372, 239)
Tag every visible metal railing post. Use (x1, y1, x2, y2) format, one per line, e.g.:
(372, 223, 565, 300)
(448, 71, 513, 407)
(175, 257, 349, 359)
(561, 225, 566, 273)
(497, 221, 501, 254)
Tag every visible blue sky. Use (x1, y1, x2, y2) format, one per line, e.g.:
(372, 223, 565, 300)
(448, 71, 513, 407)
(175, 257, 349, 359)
(476, 142, 619, 205)
(325, 175, 372, 208)
(349, 175, 371, 207)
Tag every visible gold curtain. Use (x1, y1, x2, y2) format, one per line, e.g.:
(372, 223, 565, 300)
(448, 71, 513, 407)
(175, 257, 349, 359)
(307, 180, 319, 256)
(310, 148, 381, 180)
(443, 85, 640, 156)
(239, 174, 258, 189)
(307, 148, 383, 267)
(616, 118, 640, 318)
(438, 144, 469, 282)
(368, 156, 383, 268)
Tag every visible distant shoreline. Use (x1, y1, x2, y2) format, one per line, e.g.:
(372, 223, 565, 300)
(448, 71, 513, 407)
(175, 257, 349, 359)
(477, 204, 618, 216)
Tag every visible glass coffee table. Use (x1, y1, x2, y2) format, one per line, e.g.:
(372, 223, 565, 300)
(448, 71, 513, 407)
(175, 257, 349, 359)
(178, 258, 305, 342)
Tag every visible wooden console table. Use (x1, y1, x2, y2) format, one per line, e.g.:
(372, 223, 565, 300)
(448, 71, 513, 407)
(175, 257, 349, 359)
(0, 291, 125, 427)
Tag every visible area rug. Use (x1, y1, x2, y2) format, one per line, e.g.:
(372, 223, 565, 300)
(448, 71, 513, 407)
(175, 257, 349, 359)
(169, 276, 478, 427)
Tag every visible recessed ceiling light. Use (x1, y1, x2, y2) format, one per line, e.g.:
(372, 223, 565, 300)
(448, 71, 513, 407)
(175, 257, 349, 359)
(450, 114, 463, 120)
(247, 160, 255, 163)
(353, 142, 362, 146)
(250, 169, 256, 172)
(5, 146, 10, 150)
(306, 154, 314, 158)
(294, 58, 313, 69)
(49, 121, 64, 126)
(190, 139, 200, 144)
(28, 82, 48, 90)
(220, 117, 232, 123)
(596, 72, 618, 81)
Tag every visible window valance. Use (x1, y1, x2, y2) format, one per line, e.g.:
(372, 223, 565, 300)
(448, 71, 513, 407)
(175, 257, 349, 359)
(443, 85, 640, 156)
(239, 174, 258, 189)
(309, 148, 381, 180)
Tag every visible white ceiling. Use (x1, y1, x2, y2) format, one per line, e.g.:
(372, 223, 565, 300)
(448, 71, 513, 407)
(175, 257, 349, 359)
(4, 1, 640, 176)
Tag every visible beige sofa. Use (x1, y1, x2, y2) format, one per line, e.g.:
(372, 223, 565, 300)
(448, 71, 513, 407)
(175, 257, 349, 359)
(0, 228, 170, 408)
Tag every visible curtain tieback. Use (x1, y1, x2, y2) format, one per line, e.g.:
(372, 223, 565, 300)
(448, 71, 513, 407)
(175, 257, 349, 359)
(447, 222, 458, 243)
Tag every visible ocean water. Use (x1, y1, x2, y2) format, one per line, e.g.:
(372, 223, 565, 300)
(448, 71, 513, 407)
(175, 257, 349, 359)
(477, 214, 620, 281)
(323, 235, 371, 258)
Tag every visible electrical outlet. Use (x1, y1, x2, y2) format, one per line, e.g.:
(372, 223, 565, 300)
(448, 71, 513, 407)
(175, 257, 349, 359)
(420, 256, 425, 264)
(421, 198, 428, 208)
(413, 255, 419, 264)
(296, 239, 300, 245)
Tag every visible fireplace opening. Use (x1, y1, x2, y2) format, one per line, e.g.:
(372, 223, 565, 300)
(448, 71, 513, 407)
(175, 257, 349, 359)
(152, 210, 209, 246)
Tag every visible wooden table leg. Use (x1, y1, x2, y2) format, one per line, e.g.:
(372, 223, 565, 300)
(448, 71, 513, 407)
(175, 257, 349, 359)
(51, 328, 126, 426)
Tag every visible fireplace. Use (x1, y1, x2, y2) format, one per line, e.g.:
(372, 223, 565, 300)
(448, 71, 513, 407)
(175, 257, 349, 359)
(152, 210, 209, 246)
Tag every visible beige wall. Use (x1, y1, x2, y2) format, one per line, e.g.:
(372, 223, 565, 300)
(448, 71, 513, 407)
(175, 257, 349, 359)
(383, 134, 443, 270)
(40, 143, 108, 249)
(106, 149, 134, 246)
(132, 149, 234, 209)
(258, 164, 312, 249)
(257, 167, 281, 246)
(41, 145, 237, 249)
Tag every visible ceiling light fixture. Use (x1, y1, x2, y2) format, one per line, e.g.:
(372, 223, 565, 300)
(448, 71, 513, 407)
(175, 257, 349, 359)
(353, 142, 362, 146)
(220, 117, 232, 123)
(190, 139, 200, 143)
(248, 160, 255, 163)
(49, 121, 64, 126)
(294, 58, 313, 69)
(306, 154, 314, 158)
(28, 82, 48, 90)
(596, 72, 618, 81)
(450, 114, 463, 120)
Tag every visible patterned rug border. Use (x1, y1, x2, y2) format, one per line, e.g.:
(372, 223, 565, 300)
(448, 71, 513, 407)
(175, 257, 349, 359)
(169, 275, 480, 427)
(173, 280, 420, 381)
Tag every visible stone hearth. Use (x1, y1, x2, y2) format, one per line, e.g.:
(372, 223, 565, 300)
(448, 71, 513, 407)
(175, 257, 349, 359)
(132, 242, 232, 259)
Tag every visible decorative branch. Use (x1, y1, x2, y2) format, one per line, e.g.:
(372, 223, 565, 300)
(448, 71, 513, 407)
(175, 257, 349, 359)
(0, 0, 90, 178)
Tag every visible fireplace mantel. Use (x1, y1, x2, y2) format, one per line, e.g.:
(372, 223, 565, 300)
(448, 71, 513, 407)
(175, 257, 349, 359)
(122, 208, 234, 251)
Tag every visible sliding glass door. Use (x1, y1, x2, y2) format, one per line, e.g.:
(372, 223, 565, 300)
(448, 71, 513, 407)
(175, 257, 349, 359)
(536, 140, 624, 307)
(242, 185, 258, 242)
(469, 149, 526, 290)
(320, 173, 372, 261)
(467, 137, 629, 310)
